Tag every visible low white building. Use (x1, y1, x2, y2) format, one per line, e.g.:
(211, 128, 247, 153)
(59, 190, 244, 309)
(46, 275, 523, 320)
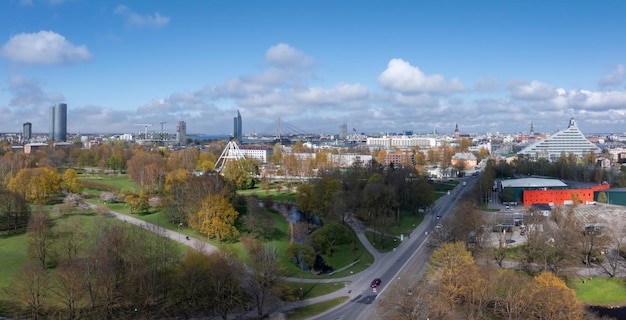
(239, 145, 273, 163)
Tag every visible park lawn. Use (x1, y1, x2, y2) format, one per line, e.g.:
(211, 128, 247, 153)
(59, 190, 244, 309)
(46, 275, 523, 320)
(285, 281, 350, 300)
(80, 174, 138, 192)
(569, 277, 626, 304)
(0, 233, 29, 290)
(364, 230, 402, 253)
(238, 188, 297, 203)
(282, 296, 348, 320)
(382, 213, 424, 237)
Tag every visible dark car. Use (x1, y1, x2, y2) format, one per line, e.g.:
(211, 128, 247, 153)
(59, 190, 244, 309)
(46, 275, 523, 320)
(371, 278, 381, 288)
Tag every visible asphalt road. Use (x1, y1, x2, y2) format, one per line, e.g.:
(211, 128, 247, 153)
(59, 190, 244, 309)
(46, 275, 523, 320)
(305, 178, 470, 320)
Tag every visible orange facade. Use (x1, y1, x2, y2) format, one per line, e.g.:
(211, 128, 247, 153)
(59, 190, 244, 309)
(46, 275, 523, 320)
(522, 184, 610, 206)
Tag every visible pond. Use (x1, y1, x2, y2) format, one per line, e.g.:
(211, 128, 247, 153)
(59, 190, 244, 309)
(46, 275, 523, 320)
(587, 305, 626, 319)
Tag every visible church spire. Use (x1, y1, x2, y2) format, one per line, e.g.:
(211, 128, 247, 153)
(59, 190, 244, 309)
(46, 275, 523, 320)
(454, 123, 460, 139)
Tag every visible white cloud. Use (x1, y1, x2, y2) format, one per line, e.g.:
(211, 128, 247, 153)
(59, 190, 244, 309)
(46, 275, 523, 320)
(599, 64, 624, 87)
(1, 31, 92, 64)
(8, 75, 64, 106)
(377, 58, 465, 94)
(474, 75, 499, 92)
(265, 43, 314, 68)
(114, 5, 170, 29)
(509, 80, 559, 100)
(293, 83, 368, 104)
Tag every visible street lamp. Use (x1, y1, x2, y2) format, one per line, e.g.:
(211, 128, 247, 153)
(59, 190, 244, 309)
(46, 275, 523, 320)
(178, 222, 183, 241)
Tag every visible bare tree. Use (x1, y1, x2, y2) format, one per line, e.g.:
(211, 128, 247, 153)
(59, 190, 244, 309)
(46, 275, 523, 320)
(602, 220, 626, 277)
(28, 208, 53, 269)
(376, 275, 432, 320)
(52, 259, 88, 320)
(10, 262, 49, 320)
(249, 244, 286, 317)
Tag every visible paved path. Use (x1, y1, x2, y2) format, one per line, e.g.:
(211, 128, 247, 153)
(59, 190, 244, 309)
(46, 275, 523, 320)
(86, 203, 220, 256)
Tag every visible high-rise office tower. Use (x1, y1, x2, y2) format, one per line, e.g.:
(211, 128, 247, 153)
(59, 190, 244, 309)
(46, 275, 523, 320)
(23, 122, 32, 141)
(49, 103, 67, 141)
(176, 121, 187, 145)
(233, 110, 242, 142)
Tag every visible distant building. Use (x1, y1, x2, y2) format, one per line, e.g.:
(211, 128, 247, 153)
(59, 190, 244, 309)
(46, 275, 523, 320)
(177, 121, 187, 145)
(49, 103, 67, 141)
(338, 123, 348, 140)
(233, 110, 242, 142)
(500, 177, 610, 206)
(451, 152, 477, 169)
(239, 145, 273, 163)
(518, 118, 601, 161)
(367, 136, 436, 149)
(22, 122, 32, 141)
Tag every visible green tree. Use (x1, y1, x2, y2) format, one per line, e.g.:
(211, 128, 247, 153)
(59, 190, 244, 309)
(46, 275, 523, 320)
(308, 221, 352, 256)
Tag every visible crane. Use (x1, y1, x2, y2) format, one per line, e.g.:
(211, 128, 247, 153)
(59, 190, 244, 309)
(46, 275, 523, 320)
(133, 124, 152, 138)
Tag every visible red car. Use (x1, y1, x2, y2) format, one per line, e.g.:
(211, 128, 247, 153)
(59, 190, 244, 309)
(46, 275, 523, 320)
(370, 278, 381, 288)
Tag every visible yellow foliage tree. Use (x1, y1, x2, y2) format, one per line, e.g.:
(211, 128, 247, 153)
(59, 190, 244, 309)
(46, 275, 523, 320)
(61, 168, 83, 194)
(8, 167, 61, 204)
(428, 241, 475, 306)
(527, 272, 584, 320)
(189, 194, 239, 242)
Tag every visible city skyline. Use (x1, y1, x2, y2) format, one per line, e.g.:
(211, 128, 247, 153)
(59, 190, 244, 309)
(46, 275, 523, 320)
(1, 1, 626, 136)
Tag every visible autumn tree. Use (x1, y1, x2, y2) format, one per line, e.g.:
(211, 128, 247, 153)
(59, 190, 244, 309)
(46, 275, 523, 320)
(427, 242, 475, 308)
(189, 194, 239, 241)
(196, 150, 217, 171)
(126, 152, 166, 193)
(61, 168, 83, 194)
(162, 169, 190, 224)
(168, 148, 199, 172)
(124, 192, 149, 214)
(8, 167, 61, 204)
(527, 272, 584, 320)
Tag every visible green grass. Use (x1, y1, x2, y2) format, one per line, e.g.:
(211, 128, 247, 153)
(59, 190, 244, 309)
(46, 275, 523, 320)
(364, 230, 402, 253)
(569, 277, 626, 304)
(0, 232, 29, 290)
(285, 281, 349, 300)
(80, 174, 138, 192)
(237, 186, 297, 203)
(282, 296, 349, 320)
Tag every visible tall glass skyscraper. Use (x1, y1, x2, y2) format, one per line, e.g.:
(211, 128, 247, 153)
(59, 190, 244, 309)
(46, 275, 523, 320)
(233, 110, 242, 142)
(22, 122, 32, 141)
(49, 103, 67, 141)
(177, 121, 187, 145)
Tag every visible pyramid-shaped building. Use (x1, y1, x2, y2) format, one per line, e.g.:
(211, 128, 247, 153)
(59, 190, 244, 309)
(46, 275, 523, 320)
(518, 118, 601, 161)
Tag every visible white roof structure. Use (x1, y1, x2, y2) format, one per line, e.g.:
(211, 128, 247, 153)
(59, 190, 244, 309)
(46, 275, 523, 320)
(518, 118, 601, 161)
(501, 178, 567, 188)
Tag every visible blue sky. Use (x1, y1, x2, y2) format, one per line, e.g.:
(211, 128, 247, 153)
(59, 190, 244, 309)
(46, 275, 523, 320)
(1, 0, 626, 137)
